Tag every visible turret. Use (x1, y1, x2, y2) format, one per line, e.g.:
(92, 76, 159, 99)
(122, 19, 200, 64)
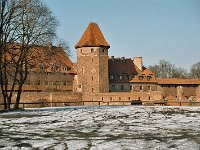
(75, 22, 110, 93)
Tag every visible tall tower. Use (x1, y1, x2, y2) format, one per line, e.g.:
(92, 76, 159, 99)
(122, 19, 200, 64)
(75, 22, 110, 94)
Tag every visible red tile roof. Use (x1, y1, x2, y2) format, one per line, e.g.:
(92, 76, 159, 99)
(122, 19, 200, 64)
(157, 78, 200, 85)
(7, 43, 73, 73)
(75, 22, 110, 48)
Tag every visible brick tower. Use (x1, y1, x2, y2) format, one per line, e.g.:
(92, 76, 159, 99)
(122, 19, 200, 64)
(75, 22, 110, 94)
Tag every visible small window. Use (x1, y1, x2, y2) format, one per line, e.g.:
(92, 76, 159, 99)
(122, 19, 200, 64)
(128, 75, 132, 80)
(140, 86, 143, 91)
(102, 97, 103, 100)
(112, 85, 115, 90)
(102, 49, 105, 53)
(36, 80, 40, 85)
(147, 76, 151, 81)
(91, 48, 94, 52)
(119, 75, 123, 80)
(26, 80, 30, 85)
(149, 97, 151, 100)
(110, 75, 114, 80)
(92, 77, 93, 81)
(148, 86, 151, 91)
(119, 97, 121, 100)
(80, 49, 82, 53)
(92, 88, 94, 93)
(138, 76, 143, 80)
(121, 85, 124, 90)
(130, 85, 132, 90)
(79, 85, 81, 88)
(110, 97, 112, 100)
(128, 97, 131, 100)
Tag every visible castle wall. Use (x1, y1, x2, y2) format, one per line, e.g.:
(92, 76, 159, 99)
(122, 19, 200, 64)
(160, 84, 198, 100)
(197, 86, 200, 101)
(0, 91, 82, 109)
(81, 91, 162, 106)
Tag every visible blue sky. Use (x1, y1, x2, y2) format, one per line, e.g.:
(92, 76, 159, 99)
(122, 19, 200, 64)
(44, 0, 200, 70)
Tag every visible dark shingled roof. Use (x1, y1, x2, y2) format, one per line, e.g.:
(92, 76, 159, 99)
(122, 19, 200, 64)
(108, 58, 157, 83)
(75, 22, 110, 48)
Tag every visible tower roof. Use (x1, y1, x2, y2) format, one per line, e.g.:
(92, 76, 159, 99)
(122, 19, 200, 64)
(75, 22, 110, 49)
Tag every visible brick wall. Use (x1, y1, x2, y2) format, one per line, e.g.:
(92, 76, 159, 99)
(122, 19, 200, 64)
(81, 91, 162, 106)
(0, 92, 82, 109)
(77, 47, 109, 94)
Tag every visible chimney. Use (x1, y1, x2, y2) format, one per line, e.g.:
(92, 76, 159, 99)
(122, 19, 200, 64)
(111, 56, 114, 61)
(133, 57, 143, 71)
(121, 57, 125, 63)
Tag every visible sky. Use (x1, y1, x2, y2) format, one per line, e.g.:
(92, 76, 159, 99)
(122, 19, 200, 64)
(44, 0, 200, 70)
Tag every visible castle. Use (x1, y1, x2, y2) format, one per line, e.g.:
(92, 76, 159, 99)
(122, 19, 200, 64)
(1, 22, 200, 108)
(72, 22, 200, 106)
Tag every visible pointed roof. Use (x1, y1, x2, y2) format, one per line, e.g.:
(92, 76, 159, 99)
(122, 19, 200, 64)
(75, 22, 110, 49)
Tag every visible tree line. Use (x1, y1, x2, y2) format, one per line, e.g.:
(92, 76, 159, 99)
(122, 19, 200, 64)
(0, 0, 70, 111)
(149, 60, 200, 79)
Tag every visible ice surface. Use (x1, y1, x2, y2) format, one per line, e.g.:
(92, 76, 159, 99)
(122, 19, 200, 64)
(0, 106, 200, 149)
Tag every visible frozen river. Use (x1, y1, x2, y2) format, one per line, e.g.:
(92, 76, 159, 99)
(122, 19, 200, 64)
(0, 106, 200, 149)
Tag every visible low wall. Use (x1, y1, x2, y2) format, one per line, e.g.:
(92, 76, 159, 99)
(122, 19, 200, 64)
(0, 91, 82, 109)
(82, 91, 163, 106)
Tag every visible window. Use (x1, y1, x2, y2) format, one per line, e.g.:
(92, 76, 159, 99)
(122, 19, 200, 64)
(119, 75, 123, 80)
(140, 86, 143, 91)
(148, 86, 151, 91)
(63, 67, 67, 71)
(26, 80, 30, 85)
(92, 88, 94, 93)
(128, 75, 132, 80)
(102, 49, 105, 53)
(121, 85, 124, 90)
(110, 97, 112, 100)
(40, 64, 44, 70)
(128, 97, 131, 100)
(36, 80, 40, 85)
(79, 85, 81, 88)
(110, 75, 114, 80)
(112, 85, 115, 90)
(130, 85, 132, 90)
(91, 48, 94, 52)
(147, 76, 151, 81)
(92, 77, 93, 81)
(119, 97, 121, 100)
(138, 76, 143, 80)
(149, 97, 151, 100)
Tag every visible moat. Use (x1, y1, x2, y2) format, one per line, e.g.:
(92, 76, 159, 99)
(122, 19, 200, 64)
(0, 106, 200, 149)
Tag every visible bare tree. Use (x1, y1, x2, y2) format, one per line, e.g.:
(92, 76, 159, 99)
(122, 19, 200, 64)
(190, 62, 200, 79)
(149, 60, 189, 79)
(55, 38, 71, 58)
(0, 0, 58, 110)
